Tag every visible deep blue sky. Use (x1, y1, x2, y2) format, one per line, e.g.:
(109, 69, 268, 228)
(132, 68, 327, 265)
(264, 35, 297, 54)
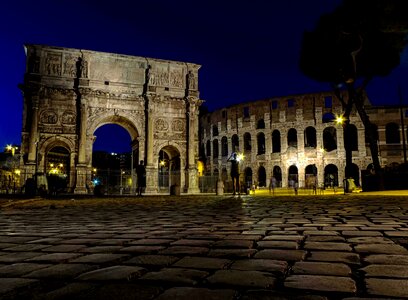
(1, 0, 407, 153)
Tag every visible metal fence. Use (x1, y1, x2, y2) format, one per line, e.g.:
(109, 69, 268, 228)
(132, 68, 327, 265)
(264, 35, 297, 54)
(94, 169, 133, 195)
(158, 170, 181, 193)
(199, 175, 218, 193)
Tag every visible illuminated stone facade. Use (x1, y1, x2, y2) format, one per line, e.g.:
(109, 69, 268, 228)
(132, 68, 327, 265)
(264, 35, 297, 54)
(200, 93, 408, 189)
(20, 45, 202, 194)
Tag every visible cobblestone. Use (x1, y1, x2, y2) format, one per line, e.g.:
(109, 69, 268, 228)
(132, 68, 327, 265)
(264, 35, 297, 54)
(304, 242, 352, 251)
(0, 263, 51, 277)
(172, 256, 231, 270)
(360, 264, 408, 278)
(154, 287, 236, 300)
(257, 240, 300, 249)
(354, 243, 408, 254)
(284, 275, 357, 293)
(0, 252, 44, 263)
(363, 254, 408, 265)
(70, 253, 130, 264)
(124, 255, 179, 267)
(206, 270, 276, 288)
(255, 249, 307, 261)
(76, 265, 146, 281)
(140, 267, 209, 285)
(1, 195, 408, 299)
(230, 258, 288, 274)
(292, 261, 351, 276)
(307, 251, 361, 265)
(0, 278, 39, 296)
(23, 263, 96, 279)
(365, 278, 408, 298)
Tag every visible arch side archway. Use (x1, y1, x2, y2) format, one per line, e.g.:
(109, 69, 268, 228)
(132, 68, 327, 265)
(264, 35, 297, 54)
(38, 136, 76, 193)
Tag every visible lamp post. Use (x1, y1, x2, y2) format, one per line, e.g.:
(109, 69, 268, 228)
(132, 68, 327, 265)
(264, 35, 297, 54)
(120, 169, 124, 195)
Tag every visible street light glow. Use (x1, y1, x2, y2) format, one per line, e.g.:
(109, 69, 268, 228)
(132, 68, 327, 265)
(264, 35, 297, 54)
(335, 114, 345, 125)
(236, 153, 244, 162)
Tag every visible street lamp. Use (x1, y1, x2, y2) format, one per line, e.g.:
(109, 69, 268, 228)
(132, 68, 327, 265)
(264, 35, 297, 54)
(236, 152, 244, 162)
(5, 145, 18, 156)
(335, 114, 345, 125)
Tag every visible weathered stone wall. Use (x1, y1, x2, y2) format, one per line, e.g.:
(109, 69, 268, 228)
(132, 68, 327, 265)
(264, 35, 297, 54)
(201, 92, 408, 189)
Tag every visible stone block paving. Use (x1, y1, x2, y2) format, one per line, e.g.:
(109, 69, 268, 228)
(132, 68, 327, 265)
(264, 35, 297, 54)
(0, 195, 408, 299)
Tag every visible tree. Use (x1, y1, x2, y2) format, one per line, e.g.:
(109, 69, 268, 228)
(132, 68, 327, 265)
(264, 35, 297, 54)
(299, 0, 408, 177)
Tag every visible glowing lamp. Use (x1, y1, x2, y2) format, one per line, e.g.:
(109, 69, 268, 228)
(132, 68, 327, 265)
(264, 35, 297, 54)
(335, 114, 345, 125)
(236, 153, 244, 162)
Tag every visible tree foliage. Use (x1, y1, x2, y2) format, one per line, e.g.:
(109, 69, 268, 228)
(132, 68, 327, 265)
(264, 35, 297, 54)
(300, 0, 407, 85)
(299, 0, 408, 175)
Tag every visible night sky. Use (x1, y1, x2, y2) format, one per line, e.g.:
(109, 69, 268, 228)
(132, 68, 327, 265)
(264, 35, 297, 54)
(1, 0, 407, 153)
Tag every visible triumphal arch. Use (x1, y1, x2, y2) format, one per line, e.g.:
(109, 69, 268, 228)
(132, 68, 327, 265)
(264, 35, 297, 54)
(20, 44, 202, 194)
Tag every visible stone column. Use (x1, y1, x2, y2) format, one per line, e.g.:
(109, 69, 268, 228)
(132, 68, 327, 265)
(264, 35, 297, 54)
(187, 98, 200, 194)
(237, 117, 243, 152)
(251, 135, 256, 163)
(281, 164, 288, 188)
(227, 136, 232, 156)
(78, 100, 87, 164)
(75, 96, 88, 194)
(298, 167, 305, 188)
(210, 136, 214, 173)
(28, 97, 39, 164)
(318, 150, 324, 189)
(298, 130, 305, 154)
(357, 127, 367, 157)
(145, 97, 157, 194)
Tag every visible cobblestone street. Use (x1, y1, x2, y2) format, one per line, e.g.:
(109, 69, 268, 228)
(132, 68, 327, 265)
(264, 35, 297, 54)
(0, 194, 408, 299)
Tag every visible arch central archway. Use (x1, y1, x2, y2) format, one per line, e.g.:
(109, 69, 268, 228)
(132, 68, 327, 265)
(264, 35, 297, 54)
(91, 123, 135, 195)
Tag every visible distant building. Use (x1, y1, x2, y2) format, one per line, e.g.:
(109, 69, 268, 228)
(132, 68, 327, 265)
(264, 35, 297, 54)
(0, 145, 21, 193)
(200, 92, 408, 189)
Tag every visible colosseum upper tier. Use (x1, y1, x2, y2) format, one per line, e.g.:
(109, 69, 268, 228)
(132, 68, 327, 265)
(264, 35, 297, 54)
(200, 91, 408, 190)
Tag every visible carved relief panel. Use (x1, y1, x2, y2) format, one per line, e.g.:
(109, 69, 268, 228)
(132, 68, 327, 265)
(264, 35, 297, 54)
(172, 119, 185, 132)
(45, 52, 62, 76)
(148, 65, 169, 87)
(155, 118, 169, 132)
(40, 110, 58, 124)
(61, 111, 76, 125)
(63, 55, 77, 77)
(169, 67, 184, 88)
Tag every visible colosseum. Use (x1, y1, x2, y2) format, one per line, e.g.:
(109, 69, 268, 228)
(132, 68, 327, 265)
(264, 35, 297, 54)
(200, 92, 408, 191)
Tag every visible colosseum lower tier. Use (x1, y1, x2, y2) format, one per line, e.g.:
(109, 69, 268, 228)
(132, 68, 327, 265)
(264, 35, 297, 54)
(200, 92, 408, 191)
